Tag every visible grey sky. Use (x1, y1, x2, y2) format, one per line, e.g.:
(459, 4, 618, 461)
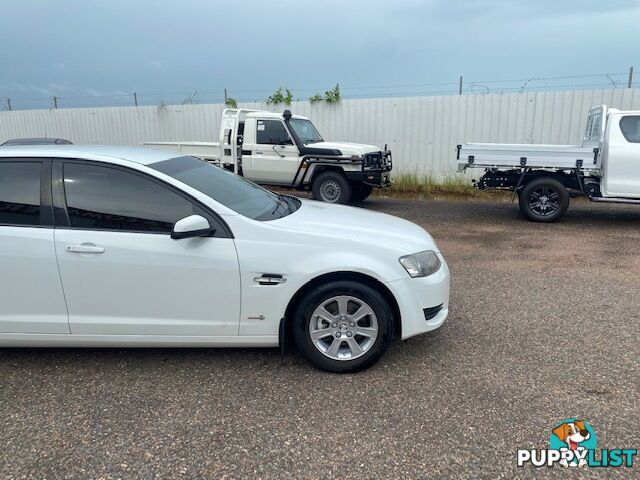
(1, 0, 639, 107)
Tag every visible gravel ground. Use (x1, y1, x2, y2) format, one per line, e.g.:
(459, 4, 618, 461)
(1, 196, 639, 479)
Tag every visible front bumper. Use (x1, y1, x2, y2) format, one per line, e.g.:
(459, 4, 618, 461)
(385, 254, 450, 340)
(343, 150, 393, 188)
(344, 170, 392, 188)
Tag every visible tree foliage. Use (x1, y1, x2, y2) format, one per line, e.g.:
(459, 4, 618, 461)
(324, 84, 341, 103)
(266, 87, 293, 105)
(308, 84, 341, 104)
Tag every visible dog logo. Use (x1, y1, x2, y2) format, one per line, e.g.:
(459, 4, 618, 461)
(550, 419, 597, 467)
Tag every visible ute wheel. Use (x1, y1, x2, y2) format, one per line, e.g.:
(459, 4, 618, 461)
(351, 183, 374, 202)
(311, 171, 352, 204)
(292, 281, 393, 373)
(518, 178, 570, 222)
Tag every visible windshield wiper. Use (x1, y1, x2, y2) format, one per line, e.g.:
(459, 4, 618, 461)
(271, 195, 288, 215)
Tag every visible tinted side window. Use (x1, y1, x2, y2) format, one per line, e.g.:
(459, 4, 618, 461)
(63, 163, 197, 233)
(0, 161, 41, 226)
(620, 116, 640, 143)
(256, 120, 292, 145)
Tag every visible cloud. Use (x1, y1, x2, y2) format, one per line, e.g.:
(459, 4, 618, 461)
(0, 0, 638, 108)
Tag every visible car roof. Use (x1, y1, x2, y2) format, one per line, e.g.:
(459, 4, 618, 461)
(1, 137, 73, 146)
(0, 144, 181, 165)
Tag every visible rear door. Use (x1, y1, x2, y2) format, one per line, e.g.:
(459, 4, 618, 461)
(603, 114, 640, 198)
(0, 158, 69, 334)
(243, 118, 300, 184)
(52, 160, 241, 336)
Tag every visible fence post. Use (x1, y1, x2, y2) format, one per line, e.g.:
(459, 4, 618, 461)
(5, 97, 11, 111)
(53, 96, 59, 109)
(628, 67, 634, 88)
(458, 76, 463, 95)
(134, 92, 138, 107)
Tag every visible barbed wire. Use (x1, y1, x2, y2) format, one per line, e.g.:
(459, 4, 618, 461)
(1, 70, 636, 111)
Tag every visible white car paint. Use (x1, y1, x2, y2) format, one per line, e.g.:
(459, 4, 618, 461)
(0, 145, 449, 351)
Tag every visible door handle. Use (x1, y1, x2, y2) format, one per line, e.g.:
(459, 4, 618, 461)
(272, 145, 285, 158)
(254, 151, 263, 155)
(65, 244, 105, 254)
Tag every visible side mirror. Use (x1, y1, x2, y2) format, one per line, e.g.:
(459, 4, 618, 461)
(171, 215, 214, 240)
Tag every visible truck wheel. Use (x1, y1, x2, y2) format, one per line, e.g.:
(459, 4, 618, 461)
(312, 171, 352, 204)
(292, 280, 393, 373)
(518, 178, 570, 222)
(351, 183, 374, 202)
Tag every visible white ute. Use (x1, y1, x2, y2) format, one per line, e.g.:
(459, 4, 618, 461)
(457, 105, 640, 222)
(143, 109, 393, 204)
(0, 145, 447, 373)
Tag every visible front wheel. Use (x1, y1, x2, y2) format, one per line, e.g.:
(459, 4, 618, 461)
(518, 178, 570, 222)
(292, 281, 393, 373)
(311, 171, 352, 204)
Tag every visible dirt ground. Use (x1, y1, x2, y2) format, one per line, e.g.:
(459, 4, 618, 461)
(1, 196, 639, 479)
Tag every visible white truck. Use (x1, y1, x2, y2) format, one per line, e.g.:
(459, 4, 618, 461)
(457, 105, 640, 222)
(143, 108, 392, 204)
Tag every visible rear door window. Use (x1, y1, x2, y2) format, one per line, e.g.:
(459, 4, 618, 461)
(63, 163, 198, 233)
(0, 161, 42, 226)
(620, 116, 640, 143)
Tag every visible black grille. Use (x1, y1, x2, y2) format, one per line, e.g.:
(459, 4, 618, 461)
(363, 152, 383, 169)
(423, 304, 443, 321)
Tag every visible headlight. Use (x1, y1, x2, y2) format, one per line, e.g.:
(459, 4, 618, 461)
(399, 250, 441, 278)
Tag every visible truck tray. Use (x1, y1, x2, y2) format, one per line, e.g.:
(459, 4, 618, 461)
(457, 143, 599, 171)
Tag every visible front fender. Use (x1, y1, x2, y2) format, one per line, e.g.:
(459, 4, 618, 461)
(234, 240, 405, 336)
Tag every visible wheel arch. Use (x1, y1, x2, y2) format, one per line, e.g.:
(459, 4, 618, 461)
(282, 271, 402, 347)
(517, 170, 579, 192)
(309, 165, 346, 183)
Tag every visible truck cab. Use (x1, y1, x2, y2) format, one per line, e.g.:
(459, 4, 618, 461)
(597, 107, 640, 198)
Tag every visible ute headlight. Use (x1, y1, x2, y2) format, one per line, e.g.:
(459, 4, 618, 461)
(399, 250, 441, 278)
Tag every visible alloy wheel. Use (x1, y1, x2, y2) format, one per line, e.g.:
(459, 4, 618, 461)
(308, 295, 378, 360)
(528, 186, 560, 216)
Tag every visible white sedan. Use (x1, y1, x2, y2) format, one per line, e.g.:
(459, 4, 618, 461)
(0, 145, 450, 372)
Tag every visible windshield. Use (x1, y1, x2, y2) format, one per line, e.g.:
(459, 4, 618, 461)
(289, 118, 323, 144)
(151, 156, 299, 221)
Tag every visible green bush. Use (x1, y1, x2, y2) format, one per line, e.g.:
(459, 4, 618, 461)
(266, 87, 293, 105)
(324, 84, 341, 103)
(308, 84, 341, 104)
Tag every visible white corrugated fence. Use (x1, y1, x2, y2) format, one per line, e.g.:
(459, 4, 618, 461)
(1, 88, 639, 174)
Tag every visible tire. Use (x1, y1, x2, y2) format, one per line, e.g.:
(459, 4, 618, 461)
(351, 183, 374, 202)
(518, 177, 570, 222)
(292, 280, 393, 373)
(311, 171, 352, 204)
